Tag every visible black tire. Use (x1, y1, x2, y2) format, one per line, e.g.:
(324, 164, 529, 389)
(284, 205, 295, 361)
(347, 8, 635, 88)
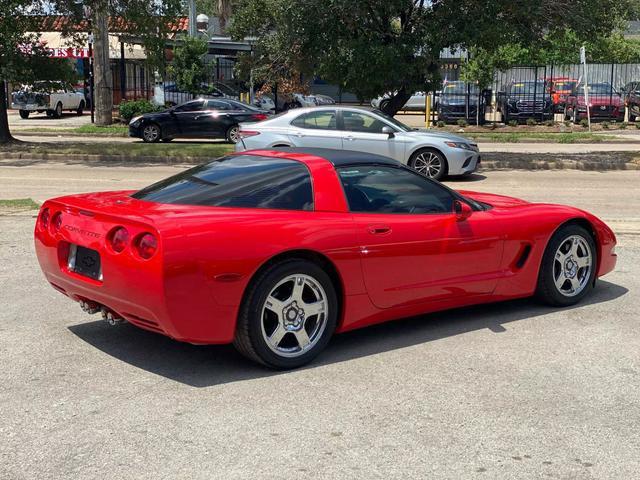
(76, 101, 85, 116)
(629, 112, 637, 123)
(161, 138, 173, 142)
(19, 110, 29, 119)
(535, 224, 597, 307)
(46, 110, 54, 118)
(226, 124, 240, 143)
(141, 123, 161, 143)
(408, 148, 448, 181)
(53, 102, 63, 119)
(233, 259, 338, 369)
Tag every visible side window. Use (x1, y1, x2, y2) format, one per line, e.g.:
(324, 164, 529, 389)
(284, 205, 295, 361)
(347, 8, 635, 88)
(337, 165, 454, 214)
(342, 111, 387, 133)
(207, 100, 232, 110)
(291, 110, 337, 130)
(175, 101, 203, 112)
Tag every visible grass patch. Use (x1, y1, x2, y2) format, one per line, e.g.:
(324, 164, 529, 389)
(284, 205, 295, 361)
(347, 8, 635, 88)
(19, 124, 129, 137)
(0, 198, 40, 212)
(2, 141, 235, 160)
(465, 132, 615, 143)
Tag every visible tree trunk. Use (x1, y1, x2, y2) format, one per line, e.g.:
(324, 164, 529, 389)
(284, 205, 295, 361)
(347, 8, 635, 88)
(93, 6, 113, 126)
(380, 89, 413, 117)
(0, 80, 15, 144)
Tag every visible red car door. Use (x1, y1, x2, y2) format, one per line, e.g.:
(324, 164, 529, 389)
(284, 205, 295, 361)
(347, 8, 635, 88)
(337, 165, 504, 309)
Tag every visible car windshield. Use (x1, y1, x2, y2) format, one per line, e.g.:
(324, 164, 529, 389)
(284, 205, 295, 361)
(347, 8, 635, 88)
(552, 81, 576, 91)
(132, 155, 313, 211)
(510, 82, 545, 94)
(442, 82, 480, 95)
(577, 84, 617, 95)
(371, 110, 412, 132)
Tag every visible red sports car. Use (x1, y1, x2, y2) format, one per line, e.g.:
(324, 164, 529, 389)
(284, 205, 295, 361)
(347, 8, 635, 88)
(35, 148, 617, 369)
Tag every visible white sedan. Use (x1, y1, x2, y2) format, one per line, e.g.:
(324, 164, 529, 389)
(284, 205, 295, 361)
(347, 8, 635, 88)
(236, 106, 480, 179)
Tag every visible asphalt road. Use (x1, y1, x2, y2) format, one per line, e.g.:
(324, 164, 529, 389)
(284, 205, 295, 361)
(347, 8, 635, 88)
(1, 166, 638, 479)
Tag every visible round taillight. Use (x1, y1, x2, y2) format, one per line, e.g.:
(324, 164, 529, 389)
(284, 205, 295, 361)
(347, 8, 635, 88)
(51, 212, 63, 232)
(108, 227, 129, 253)
(135, 233, 157, 259)
(40, 208, 50, 229)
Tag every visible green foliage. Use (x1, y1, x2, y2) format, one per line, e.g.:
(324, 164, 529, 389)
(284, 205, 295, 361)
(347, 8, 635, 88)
(508, 120, 518, 127)
(636, 122, 640, 129)
(526, 117, 537, 126)
(580, 118, 589, 128)
(564, 120, 572, 127)
(168, 36, 210, 96)
(118, 99, 163, 122)
(436, 120, 446, 128)
(456, 118, 468, 127)
(601, 121, 610, 129)
(543, 120, 556, 127)
(619, 122, 627, 129)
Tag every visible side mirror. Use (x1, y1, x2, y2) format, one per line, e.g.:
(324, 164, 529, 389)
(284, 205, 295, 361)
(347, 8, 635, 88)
(381, 125, 395, 138)
(454, 200, 473, 221)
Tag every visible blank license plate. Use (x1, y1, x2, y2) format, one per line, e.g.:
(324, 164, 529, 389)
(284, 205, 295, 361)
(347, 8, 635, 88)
(69, 245, 102, 280)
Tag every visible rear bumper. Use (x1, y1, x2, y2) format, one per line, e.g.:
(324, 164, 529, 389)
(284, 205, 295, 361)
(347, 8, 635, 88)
(11, 103, 49, 111)
(34, 200, 238, 344)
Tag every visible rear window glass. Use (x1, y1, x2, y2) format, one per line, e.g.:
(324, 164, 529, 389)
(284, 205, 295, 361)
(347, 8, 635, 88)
(132, 155, 313, 211)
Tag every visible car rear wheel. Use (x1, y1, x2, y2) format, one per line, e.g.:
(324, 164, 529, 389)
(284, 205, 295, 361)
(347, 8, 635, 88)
(536, 224, 596, 307)
(226, 125, 240, 143)
(142, 123, 161, 143)
(409, 148, 448, 180)
(76, 101, 84, 116)
(233, 259, 338, 369)
(379, 99, 390, 111)
(19, 110, 29, 119)
(53, 102, 63, 119)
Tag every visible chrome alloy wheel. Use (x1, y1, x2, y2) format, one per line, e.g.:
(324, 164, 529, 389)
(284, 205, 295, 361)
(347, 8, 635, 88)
(553, 235, 592, 297)
(143, 125, 160, 142)
(260, 274, 328, 358)
(228, 126, 240, 143)
(412, 151, 443, 178)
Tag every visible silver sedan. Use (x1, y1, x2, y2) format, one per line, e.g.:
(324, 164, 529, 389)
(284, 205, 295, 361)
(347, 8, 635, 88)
(236, 106, 480, 179)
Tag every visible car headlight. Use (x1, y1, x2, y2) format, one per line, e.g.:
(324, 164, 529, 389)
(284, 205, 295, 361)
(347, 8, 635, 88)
(130, 116, 143, 127)
(445, 141, 476, 151)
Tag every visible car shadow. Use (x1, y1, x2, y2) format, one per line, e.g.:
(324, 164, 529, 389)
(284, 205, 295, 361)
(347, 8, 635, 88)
(446, 173, 486, 183)
(68, 280, 627, 388)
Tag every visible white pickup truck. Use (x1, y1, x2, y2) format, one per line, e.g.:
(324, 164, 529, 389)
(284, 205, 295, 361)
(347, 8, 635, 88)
(11, 81, 86, 119)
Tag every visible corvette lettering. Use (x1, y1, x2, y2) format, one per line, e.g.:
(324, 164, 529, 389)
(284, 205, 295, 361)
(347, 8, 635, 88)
(64, 225, 101, 238)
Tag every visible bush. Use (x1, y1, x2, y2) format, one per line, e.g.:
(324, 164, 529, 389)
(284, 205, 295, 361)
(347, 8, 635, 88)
(436, 120, 446, 128)
(526, 117, 537, 126)
(456, 118, 468, 127)
(636, 122, 640, 129)
(564, 120, 572, 127)
(118, 100, 163, 122)
(602, 121, 610, 129)
(488, 122, 497, 130)
(543, 120, 555, 127)
(508, 120, 518, 127)
(619, 122, 627, 129)
(580, 118, 589, 128)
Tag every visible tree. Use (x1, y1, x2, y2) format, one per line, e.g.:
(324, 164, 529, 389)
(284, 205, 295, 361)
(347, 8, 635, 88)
(169, 35, 211, 96)
(231, 0, 639, 115)
(0, 1, 78, 143)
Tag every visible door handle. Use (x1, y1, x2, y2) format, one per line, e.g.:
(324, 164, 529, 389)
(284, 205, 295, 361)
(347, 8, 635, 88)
(368, 225, 391, 235)
(344, 135, 355, 141)
(295, 131, 305, 138)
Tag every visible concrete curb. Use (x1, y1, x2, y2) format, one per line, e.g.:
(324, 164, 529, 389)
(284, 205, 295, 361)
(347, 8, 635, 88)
(1, 151, 639, 171)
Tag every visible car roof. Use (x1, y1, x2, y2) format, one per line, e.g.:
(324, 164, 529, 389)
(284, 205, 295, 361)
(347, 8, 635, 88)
(255, 147, 400, 167)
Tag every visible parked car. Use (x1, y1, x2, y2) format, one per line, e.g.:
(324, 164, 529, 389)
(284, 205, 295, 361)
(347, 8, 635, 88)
(235, 106, 480, 180)
(496, 81, 553, 123)
(162, 82, 239, 107)
(11, 81, 85, 119)
(313, 94, 336, 106)
(253, 94, 276, 111)
(619, 81, 640, 101)
(129, 98, 269, 143)
(564, 83, 624, 123)
(34, 147, 617, 368)
(626, 88, 640, 122)
(438, 81, 484, 123)
(546, 77, 578, 113)
(371, 92, 426, 111)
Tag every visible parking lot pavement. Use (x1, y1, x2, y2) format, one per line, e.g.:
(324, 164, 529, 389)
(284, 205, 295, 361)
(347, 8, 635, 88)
(1, 167, 638, 479)
(7, 110, 92, 130)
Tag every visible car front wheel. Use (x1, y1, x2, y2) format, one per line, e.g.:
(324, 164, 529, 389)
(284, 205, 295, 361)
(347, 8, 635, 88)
(536, 224, 597, 307)
(19, 110, 29, 119)
(233, 259, 338, 369)
(142, 123, 161, 143)
(409, 148, 448, 180)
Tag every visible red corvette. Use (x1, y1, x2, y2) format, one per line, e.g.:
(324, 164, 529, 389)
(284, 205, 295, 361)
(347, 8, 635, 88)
(35, 148, 617, 368)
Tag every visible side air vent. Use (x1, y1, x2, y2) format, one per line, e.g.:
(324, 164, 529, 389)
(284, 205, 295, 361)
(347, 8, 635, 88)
(515, 245, 532, 269)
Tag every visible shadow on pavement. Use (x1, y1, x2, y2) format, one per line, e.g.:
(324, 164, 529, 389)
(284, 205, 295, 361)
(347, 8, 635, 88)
(68, 279, 627, 388)
(446, 173, 487, 183)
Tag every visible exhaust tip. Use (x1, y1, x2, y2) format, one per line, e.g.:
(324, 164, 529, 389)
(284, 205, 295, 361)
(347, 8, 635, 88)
(101, 308, 124, 326)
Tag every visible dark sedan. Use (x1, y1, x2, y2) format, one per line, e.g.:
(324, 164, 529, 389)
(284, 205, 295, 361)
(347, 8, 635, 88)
(129, 98, 270, 143)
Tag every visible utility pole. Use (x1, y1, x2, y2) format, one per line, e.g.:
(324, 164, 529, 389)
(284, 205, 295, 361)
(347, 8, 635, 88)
(188, 0, 197, 37)
(92, 0, 113, 125)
